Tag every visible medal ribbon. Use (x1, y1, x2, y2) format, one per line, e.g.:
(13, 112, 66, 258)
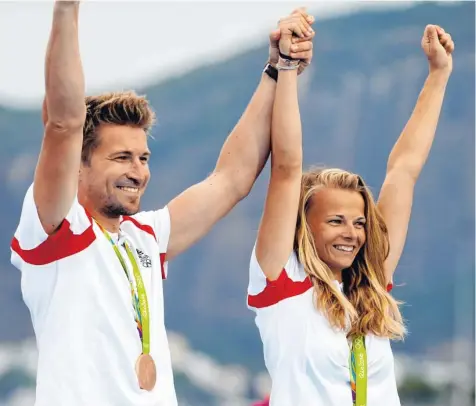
(350, 335, 367, 406)
(96, 221, 151, 355)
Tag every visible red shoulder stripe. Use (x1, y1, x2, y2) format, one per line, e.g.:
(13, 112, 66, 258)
(11, 219, 96, 266)
(121, 216, 156, 240)
(248, 269, 313, 309)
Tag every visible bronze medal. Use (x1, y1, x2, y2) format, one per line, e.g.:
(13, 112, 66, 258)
(135, 353, 157, 391)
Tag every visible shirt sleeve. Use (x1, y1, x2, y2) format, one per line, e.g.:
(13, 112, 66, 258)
(10, 183, 94, 268)
(155, 207, 171, 279)
(130, 206, 171, 279)
(247, 245, 312, 312)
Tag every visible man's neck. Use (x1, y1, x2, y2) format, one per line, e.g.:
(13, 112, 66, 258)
(78, 195, 122, 233)
(89, 208, 121, 233)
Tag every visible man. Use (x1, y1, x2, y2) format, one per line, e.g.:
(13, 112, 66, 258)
(10, 2, 314, 405)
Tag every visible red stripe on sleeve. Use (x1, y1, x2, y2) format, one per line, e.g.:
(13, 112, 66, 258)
(11, 219, 96, 266)
(160, 253, 167, 280)
(247, 269, 313, 309)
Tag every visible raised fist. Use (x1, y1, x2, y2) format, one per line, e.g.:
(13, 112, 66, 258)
(421, 25, 454, 74)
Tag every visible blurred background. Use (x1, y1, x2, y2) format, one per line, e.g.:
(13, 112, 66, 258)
(0, 1, 474, 405)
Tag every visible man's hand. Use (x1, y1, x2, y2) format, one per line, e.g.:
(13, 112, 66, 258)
(421, 24, 454, 75)
(268, 8, 315, 75)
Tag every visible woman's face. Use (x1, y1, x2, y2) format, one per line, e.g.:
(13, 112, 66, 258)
(307, 188, 367, 278)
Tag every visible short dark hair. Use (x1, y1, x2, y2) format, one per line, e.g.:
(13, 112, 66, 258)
(82, 91, 156, 164)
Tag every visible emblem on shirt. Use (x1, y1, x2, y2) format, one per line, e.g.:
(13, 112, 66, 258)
(136, 249, 152, 268)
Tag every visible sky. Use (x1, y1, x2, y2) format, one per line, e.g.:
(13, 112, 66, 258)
(0, 1, 442, 109)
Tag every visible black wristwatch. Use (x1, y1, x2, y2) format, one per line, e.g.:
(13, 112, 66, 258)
(263, 63, 278, 82)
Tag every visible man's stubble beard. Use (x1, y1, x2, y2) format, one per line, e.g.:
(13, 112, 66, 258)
(101, 196, 140, 218)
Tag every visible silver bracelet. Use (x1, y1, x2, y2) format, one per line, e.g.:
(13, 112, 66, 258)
(276, 57, 300, 71)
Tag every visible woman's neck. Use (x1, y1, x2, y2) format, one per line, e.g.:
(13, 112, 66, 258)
(331, 268, 343, 283)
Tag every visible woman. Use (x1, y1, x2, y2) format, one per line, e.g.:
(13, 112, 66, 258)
(247, 15, 454, 406)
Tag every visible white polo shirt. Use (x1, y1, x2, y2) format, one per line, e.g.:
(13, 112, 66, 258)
(247, 247, 400, 406)
(10, 184, 178, 406)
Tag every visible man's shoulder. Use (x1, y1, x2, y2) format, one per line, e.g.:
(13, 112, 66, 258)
(121, 214, 157, 240)
(121, 207, 170, 240)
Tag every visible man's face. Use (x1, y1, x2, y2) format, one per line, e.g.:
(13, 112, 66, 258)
(79, 124, 151, 218)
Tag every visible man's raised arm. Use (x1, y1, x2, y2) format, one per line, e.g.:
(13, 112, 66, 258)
(166, 9, 314, 261)
(34, 1, 86, 235)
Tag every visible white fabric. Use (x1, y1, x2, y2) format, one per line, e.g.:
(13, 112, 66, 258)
(11, 184, 177, 406)
(247, 247, 400, 406)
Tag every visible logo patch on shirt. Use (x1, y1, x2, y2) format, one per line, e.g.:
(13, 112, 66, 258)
(136, 249, 152, 268)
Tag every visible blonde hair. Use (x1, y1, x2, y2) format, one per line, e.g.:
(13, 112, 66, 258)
(82, 91, 156, 164)
(295, 167, 405, 340)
